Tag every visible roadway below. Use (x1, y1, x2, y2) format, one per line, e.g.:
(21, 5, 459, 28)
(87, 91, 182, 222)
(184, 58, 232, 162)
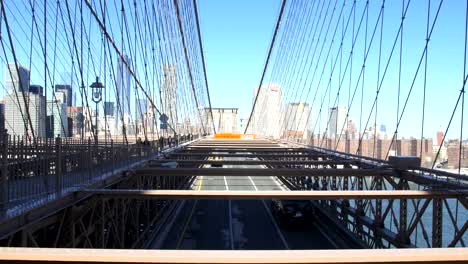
(152, 156, 337, 250)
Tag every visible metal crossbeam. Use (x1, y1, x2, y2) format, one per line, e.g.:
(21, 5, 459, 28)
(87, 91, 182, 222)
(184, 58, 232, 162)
(185, 147, 304, 151)
(169, 153, 334, 158)
(0, 248, 466, 263)
(134, 167, 387, 177)
(148, 159, 357, 166)
(80, 190, 468, 199)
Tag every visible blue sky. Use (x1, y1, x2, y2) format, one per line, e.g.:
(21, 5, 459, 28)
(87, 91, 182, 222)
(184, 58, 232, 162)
(0, 0, 466, 141)
(197, 0, 282, 118)
(197, 0, 467, 140)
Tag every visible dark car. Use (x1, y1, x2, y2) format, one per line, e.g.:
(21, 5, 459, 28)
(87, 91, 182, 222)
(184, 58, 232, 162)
(209, 156, 223, 167)
(271, 200, 313, 227)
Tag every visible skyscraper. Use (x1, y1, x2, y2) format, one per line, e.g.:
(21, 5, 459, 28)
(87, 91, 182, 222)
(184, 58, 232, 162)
(283, 102, 310, 140)
(116, 55, 132, 135)
(161, 64, 177, 129)
(55, 84, 72, 107)
(4, 64, 46, 138)
(47, 100, 68, 137)
(5, 63, 29, 93)
(249, 83, 282, 139)
(328, 106, 348, 139)
(5, 91, 46, 138)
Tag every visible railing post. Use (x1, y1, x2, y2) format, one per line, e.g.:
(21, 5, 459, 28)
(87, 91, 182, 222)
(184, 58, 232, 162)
(0, 131, 8, 214)
(111, 139, 114, 175)
(432, 197, 443, 247)
(55, 137, 62, 195)
(88, 138, 92, 182)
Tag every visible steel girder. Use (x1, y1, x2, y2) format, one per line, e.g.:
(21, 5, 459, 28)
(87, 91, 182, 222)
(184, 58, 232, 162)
(134, 167, 389, 177)
(80, 189, 468, 200)
(0, 171, 194, 248)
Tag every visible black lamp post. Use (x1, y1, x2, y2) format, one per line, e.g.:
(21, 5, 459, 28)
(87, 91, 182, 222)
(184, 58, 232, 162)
(90, 76, 104, 144)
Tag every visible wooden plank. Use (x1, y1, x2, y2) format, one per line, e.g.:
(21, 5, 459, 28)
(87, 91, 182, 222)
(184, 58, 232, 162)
(0, 248, 466, 263)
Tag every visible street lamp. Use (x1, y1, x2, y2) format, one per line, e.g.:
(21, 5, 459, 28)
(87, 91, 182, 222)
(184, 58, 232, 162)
(90, 76, 104, 143)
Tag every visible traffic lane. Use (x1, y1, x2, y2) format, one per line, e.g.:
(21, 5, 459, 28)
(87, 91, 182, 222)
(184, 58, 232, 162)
(224, 169, 287, 249)
(157, 179, 231, 249)
(249, 176, 337, 249)
(171, 174, 232, 249)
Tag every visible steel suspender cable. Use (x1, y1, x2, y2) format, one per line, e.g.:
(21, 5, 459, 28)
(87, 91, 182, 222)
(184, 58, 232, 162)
(193, 0, 215, 135)
(244, 0, 287, 135)
(173, 0, 206, 135)
(83, 0, 177, 135)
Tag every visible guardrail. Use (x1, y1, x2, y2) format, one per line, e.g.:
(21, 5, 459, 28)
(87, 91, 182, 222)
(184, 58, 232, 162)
(0, 132, 199, 219)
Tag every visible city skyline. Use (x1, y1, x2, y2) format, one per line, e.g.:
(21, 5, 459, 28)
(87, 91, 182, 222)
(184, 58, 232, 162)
(0, 0, 466, 142)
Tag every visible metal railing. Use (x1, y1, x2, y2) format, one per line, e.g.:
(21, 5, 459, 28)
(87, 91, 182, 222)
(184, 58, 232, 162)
(0, 132, 199, 219)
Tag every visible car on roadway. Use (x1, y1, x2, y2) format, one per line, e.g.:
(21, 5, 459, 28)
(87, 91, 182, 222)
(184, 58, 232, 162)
(209, 156, 223, 167)
(270, 200, 313, 228)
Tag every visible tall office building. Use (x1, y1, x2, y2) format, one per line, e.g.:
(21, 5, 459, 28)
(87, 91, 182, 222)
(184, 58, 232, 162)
(437, 131, 444, 146)
(328, 106, 348, 139)
(249, 83, 282, 139)
(283, 102, 310, 140)
(0, 102, 4, 132)
(6, 92, 46, 138)
(55, 84, 72, 107)
(4, 64, 46, 137)
(161, 64, 177, 129)
(29, 85, 43, 95)
(5, 63, 29, 93)
(67, 106, 83, 137)
(116, 55, 132, 135)
(47, 100, 68, 137)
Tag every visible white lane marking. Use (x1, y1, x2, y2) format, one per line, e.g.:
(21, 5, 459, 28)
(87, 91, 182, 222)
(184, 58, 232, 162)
(223, 176, 229, 191)
(259, 164, 287, 191)
(248, 175, 290, 249)
(224, 176, 234, 249)
(270, 176, 287, 191)
(247, 176, 258, 191)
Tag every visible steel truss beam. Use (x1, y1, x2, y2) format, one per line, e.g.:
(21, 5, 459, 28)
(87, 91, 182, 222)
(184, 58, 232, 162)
(80, 190, 468, 200)
(148, 159, 358, 166)
(0, 247, 465, 263)
(168, 153, 336, 158)
(134, 168, 388, 177)
(185, 147, 305, 151)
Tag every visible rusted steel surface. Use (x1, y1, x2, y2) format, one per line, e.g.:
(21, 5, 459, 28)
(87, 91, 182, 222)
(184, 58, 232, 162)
(0, 248, 466, 263)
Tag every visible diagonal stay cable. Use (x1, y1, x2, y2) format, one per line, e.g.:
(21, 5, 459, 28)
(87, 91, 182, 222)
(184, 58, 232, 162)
(173, 0, 206, 135)
(244, 0, 287, 134)
(193, 0, 215, 134)
(83, 0, 176, 135)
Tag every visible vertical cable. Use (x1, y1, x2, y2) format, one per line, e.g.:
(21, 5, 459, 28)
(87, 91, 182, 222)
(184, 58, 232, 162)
(193, 0, 216, 135)
(373, 0, 384, 158)
(244, 0, 287, 134)
(420, 0, 430, 161)
(396, 0, 405, 156)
